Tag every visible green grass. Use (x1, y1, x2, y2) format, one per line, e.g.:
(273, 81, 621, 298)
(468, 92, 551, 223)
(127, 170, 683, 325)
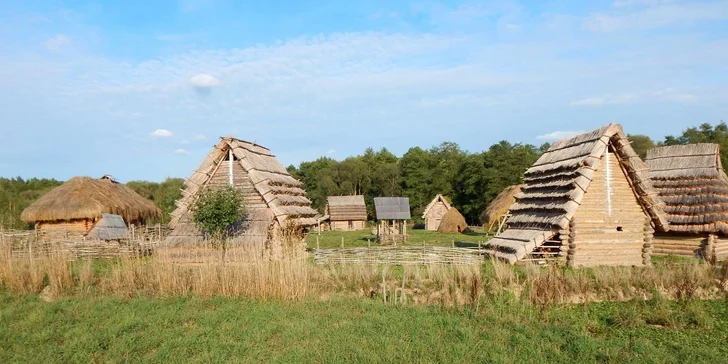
(306, 229, 490, 249)
(1, 293, 727, 363)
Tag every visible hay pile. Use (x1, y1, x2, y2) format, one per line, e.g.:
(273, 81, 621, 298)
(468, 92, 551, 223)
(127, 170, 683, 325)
(483, 184, 522, 230)
(438, 208, 467, 233)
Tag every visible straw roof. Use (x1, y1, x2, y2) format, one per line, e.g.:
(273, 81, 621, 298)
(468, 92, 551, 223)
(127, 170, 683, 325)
(21, 176, 161, 223)
(645, 143, 728, 233)
(486, 123, 668, 264)
(374, 197, 411, 220)
(483, 184, 522, 225)
(168, 137, 318, 233)
(325, 195, 367, 221)
(437, 207, 467, 233)
(422, 194, 451, 218)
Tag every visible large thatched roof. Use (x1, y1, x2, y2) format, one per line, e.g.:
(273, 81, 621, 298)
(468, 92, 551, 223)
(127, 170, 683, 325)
(486, 123, 668, 263)
(645, 143, 728, 234)
(325, 195, 367, 221)
(422, 194, 451, 218)
(168, 137, 318, 234)
(373, 197, 411, 220)
(21, 176, 161, 223)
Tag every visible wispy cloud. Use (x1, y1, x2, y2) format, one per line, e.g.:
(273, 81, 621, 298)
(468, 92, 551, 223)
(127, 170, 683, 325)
(180, 139, 190, 144)
(584, 1, 728, 32)
(195, 134, 207, 141)
(570, 89, 698, 107)
(150, 129, 174, 137)
(326, 149, 336, 155)
(43, 34, 70, 51)
(537, 131, 587, 141)
(174, 148, 191, 154)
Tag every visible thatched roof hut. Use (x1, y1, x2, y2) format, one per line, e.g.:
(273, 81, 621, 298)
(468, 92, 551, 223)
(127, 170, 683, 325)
(21, 175, 161, 239)
(165, 137, 319, 249)
(437, 207, 467, 233)
(422, 194, 451, 231)
(645, 143, 728, 261)
(322, 195, 367, 231)
(486, 123, 667, 266)
(373, 197, 410, 244)
(483, 184, 523, 232)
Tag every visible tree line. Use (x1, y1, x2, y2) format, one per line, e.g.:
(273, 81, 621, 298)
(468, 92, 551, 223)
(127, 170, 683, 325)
(0, 122, 725, 229)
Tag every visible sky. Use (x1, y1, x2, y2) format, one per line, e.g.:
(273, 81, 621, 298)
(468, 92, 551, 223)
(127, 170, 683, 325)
(0, 0, 726, 182)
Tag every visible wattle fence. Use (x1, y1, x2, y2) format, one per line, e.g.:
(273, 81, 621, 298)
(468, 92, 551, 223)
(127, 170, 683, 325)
(312, 246, 485, 265)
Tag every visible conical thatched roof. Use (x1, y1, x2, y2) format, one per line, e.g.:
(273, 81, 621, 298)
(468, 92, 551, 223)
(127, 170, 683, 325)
(437, 207, 467, 233)
(483, 184, 522, 228)
(422, 194, 451, 218)
(486, 123, 667, 264)
(645, 143, 728, 233)
(21, 176, 161, 223)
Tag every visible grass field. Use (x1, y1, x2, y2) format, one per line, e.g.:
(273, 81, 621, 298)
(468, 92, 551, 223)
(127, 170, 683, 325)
(1, 292, 727, 362)
(306, 229, 490, 249)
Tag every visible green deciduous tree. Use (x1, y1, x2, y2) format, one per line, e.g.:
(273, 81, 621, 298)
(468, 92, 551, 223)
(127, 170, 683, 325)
(663, 122, 728, 167)
(192, 186, 246, 254)
(626, 134, 655, 159)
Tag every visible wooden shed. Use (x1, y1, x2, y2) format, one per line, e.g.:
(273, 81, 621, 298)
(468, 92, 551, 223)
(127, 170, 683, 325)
(485, 124, 668, 267)
(165, 137, 319, 253)
(20, 175, 161, 240)
(644, 143, 728, 261)
(422, 194, 451, 231)
(321, 195, 367, 231)
(374, 197, 411, 244)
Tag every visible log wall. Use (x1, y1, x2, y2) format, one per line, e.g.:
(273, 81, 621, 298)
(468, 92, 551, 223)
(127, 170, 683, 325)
(37, 219, 92, 240)
(330, 220, 366, 231)
(652, 233, 728, 261)
(569, 151, 648, 267)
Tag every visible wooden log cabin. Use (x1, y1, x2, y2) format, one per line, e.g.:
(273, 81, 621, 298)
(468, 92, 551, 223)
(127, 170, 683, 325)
(422, 194, 451, 231)
(20, 175, 161, 240)
(485, 124, 668, 267)
(644, 143, 728, 261)
(374, 197, 411, 244)
(164, 137, 319, 254)
(320, 195, 367, 231)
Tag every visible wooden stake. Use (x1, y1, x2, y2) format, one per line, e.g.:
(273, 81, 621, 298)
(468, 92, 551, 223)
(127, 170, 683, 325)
(452, 239, 455, 248)
(316, 236, 320, 250)
(341, 236, 344, 248)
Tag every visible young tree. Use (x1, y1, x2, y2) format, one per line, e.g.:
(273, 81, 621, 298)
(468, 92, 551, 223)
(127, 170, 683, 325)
(626, 134, 655, 159)
(192, 186, 246, 256)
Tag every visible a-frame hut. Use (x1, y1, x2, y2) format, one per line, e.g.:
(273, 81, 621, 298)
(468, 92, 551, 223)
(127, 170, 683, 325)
(422, 194, 451, 231)
(645, 143, 728, 261)
(165, 137, 319, 250)
(321, 195, 367, 231)
(486, 124, 668, 266)
(21, 175, 161, 240)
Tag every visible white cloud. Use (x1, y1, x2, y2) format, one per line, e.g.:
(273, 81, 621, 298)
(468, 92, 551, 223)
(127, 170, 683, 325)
(43, 34, 70, 51)
(571, 89, 697, 107)
(326, 149, 336, 155)
(150, 129, 174, 137)
(537, 131, 587, 141)
(195, 134, 207, 141)
(584, 1, 728, 32)
(180, 139, 190, 144)
(189, 74, 220, 88)
(175, 148, 191, 154)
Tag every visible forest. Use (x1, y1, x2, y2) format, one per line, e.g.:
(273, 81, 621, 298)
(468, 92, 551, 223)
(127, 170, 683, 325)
(0, 122, 726, 229)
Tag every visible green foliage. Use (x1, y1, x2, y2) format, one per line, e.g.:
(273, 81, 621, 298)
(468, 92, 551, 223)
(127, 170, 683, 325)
(192, 186, 245, 247)
(1, 293, 726, 362)
(0, 177, 63, 229)
(663, 122, 728, 167)
(626, 134, 655, 159)
(126, 178, 184, 223)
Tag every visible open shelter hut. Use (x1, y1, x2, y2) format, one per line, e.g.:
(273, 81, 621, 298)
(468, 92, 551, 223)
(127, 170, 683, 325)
(374, 197, 410, 244)
(485, 123, 667, 267)
(20, 175, 161, 240)
(320, 195, 367, 231)
(422, 194, 451, 231)
(165, 137, 319, 255)
(644, 143, 728, 261)
(483, 184, 523, 233)
(437, 207, 467, 233)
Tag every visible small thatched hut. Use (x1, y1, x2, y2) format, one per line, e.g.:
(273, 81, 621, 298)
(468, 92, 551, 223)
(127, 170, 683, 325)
(645, 143, 728, 261)
(483, 184, 523, 233)
(165, 137, 319, 253)
(321, 195, 367, 231)
(21, 175, 161, 239)
(437, 207, 467, 233)
(374, 197, 410, 244)
(422, 194, 451, 231)
(486, 124, 668, 266)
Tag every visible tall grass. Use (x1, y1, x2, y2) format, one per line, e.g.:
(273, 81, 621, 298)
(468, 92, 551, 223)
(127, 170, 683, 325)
(1, 241, 726, 306)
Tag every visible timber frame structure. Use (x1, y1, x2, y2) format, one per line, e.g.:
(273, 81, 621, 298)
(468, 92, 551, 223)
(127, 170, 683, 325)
(485, 124, 668, 266)
(373, 197, 411, 244)
(422, 194, 451, 231)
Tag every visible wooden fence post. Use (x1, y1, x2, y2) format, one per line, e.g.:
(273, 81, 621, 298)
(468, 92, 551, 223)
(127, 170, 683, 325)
(316, 236, 320, 250)
(341, 236, 344, 248)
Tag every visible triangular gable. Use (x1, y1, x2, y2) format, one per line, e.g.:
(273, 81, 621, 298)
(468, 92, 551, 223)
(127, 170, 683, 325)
(422, 194, 451, 218)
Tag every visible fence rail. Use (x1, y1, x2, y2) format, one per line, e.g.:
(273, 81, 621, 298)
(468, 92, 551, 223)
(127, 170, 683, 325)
(312, 246, 485, 265)
(4, 240, 159, 260)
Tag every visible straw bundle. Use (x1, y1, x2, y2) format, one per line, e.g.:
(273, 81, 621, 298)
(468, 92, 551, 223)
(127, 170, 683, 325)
(437, 207, 468, 233)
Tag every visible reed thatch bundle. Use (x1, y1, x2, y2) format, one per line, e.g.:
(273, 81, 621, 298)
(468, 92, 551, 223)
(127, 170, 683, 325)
(645, 143, 728, 233)
(483, 184, 522, 226)
(21, 176, 161, 224)
(437, 207, 467, 233)
(325, 195, 367, 221)
(486, 123, 667, 264)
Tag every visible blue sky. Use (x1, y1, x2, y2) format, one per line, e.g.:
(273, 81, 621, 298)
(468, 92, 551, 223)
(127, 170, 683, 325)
(0, 0, 726, 182)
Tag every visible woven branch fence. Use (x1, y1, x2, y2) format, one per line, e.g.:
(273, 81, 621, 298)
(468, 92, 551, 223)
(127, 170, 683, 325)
(5, 240, 157, 261)
(312, 246, 485, 265)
